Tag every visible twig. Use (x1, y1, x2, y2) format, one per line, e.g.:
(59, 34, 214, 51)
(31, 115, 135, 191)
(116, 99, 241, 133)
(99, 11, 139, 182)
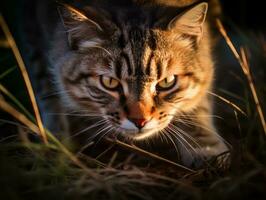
(240, 48, 266, 134)
(0, 66, 16, 79)
(216, 20, 241, 62)
(0, 98, 39, 133)
(0, 84, 34, 121)
(105, 138, 196, 173)
(76, 152, 106, 168)
(0, 14, 47, 143)
(216, 19, 266, 135)
(207, 91, 246, 116)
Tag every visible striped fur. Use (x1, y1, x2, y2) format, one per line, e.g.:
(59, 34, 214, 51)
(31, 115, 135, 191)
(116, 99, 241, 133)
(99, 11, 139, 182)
(25, 0, 229, 167)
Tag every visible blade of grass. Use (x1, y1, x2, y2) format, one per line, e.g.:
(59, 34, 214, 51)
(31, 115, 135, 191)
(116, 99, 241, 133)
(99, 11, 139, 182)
(0, 14, 47, 143)
(207, 91, 246, 116)
(105, 137, 196, 173)
(0, 66, 16, 79)
(218, 88, 245, 103)
(76, 152, 106, 168)
(0, 98, 39, 133)
(216, 19, 266, 135)
(0, 84, 34, 121)
(240, 48, 266, 134)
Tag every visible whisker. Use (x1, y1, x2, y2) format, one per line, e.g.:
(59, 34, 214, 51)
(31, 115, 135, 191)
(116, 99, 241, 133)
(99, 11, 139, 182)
(47, 112, 103, 117)
(95, 126, 115, 145)
(165, 127, 194, 161)
(170, 123, 232, 169)
(40, 90, 71, 99)
(207, 91, 246, 116)
(159, 130, 169, 144)
(69, 119, 108, 139)
(161, 129, 180, 160)
(167, 113, 223, 120)
(167, 126, 196, 155)
(157, 130, 165, 143)
(169, 123, 203, 151)
(174, 118, 232, 148)
(168, 123, 207, 161)
(84, 124, 109, 142)
(77, 141, 95, 154)
(87, 120, 114, 141)
(176, 118, 216, 133)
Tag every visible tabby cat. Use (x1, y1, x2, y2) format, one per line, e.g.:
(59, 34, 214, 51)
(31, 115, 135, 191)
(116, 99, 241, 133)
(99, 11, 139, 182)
(20, 0, 229, 167)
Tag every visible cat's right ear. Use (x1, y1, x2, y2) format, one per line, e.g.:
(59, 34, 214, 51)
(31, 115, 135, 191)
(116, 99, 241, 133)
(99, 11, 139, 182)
(167, 3, 208, 42)
(57, 3, 103, 48)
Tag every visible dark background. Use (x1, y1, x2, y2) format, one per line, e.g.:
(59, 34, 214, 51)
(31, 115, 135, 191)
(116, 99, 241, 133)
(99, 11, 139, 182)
(221, 0, 265, 30)
(0, 0, 266, 31)
(0, 1, 265, 199)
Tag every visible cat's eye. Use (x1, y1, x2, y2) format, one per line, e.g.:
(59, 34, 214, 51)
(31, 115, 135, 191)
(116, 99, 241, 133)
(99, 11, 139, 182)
(100, 76, 120, 90)
(157, 75, 177, 91)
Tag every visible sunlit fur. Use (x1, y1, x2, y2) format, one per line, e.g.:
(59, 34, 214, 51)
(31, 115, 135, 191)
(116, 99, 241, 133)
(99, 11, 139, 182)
(45, 0, 229, 167)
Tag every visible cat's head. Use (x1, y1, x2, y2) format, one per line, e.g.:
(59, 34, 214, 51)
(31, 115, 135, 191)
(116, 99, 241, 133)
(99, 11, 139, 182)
(56, 2, 213, 140)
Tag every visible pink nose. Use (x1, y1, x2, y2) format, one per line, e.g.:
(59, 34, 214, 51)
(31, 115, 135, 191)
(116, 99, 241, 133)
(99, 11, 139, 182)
(129, 118, 148, 129)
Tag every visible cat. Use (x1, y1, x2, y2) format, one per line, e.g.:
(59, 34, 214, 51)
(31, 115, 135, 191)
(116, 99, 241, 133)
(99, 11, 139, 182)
(19, 0, 229, 168)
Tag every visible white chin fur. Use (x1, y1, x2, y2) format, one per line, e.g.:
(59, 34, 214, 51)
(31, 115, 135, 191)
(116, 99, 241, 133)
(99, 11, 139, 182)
(119, 119, 161, 140)
(133, 130, 157, 140)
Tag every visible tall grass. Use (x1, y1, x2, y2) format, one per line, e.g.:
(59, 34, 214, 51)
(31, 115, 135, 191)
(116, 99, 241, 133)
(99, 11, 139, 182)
(216, 19, 266, 135)
(0, 14, 47, 143)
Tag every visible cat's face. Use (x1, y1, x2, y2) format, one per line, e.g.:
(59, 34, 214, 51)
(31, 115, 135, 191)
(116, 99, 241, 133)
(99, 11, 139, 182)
(57, 3, 213, 140)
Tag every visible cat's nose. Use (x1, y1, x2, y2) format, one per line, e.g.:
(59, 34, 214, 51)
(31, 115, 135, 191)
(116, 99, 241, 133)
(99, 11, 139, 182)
(129, 118, 148, 129)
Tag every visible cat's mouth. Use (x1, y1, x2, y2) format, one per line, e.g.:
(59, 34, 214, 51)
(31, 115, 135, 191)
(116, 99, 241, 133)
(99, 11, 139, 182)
(109, 118, 173, 141)
(118, 124, 169, 141)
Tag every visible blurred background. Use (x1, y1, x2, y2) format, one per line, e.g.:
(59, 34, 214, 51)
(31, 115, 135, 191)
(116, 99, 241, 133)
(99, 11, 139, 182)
(0, 1, 265, 200)
(1, 0, 266, 28)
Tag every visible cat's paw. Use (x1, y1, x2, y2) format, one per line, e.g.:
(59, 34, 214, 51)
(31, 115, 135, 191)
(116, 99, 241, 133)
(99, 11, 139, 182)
(182, 144, 231, 169)
(209, 151, 231, 171)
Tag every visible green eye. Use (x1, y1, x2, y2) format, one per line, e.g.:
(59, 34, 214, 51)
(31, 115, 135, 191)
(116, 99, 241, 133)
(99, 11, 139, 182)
(157, 75, 177, 91)
(100, 76, 120, 90)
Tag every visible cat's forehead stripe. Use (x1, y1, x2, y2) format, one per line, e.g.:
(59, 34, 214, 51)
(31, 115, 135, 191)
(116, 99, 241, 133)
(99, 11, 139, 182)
(128, 27, 146, 75)
(156, 61, 163, 79)
(115, 59, 122, 79)
(145, 51, 153, 76)
(121, 52, 132, 76)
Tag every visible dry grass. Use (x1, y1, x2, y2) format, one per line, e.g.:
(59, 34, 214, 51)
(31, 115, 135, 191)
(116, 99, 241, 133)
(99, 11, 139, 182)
(0, 14, 47, 143)
(207, 91, 246, 116)
(216, 19, 266, 135)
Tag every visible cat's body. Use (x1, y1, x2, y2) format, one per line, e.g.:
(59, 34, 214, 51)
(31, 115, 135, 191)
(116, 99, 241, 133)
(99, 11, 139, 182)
(20, 0, 229, 167)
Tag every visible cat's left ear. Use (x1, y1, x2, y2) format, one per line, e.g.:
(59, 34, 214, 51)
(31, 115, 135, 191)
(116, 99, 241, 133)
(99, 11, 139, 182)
(168, 3, 208, 40)
(57, 3, 103, 31)
(57, 3, 107, 49)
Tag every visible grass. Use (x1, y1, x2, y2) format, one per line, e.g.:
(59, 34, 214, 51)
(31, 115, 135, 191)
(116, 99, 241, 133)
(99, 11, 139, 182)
(0, 14, 266, 200)
(0, 14, 47, 143)
(216, 19, 266, 134)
